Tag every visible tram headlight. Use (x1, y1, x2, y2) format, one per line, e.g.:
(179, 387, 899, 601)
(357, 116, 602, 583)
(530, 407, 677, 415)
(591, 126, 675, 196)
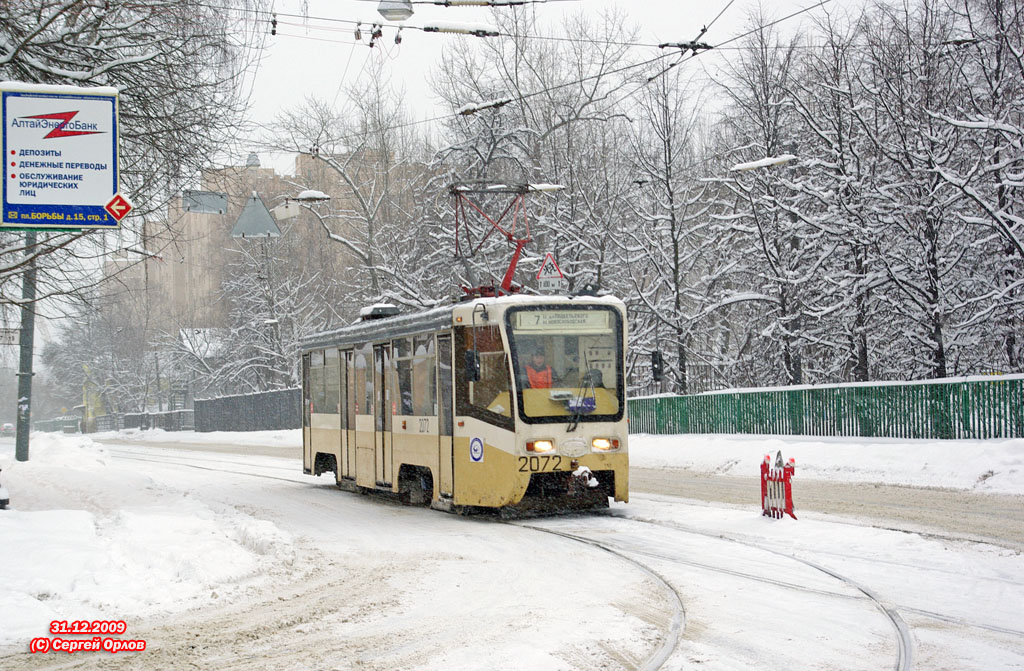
(526, 440, 554, 453)
(592, 438, 619, 451)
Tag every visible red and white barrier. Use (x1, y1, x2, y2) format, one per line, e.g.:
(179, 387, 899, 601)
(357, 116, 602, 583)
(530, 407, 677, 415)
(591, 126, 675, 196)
(761, 451, 796, 519)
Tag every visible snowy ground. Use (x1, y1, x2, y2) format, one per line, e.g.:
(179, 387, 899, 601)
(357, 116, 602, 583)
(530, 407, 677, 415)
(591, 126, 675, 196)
(91, 427, 1024, 492)
(629, 432, 1024, 494)
(1, 431, 1022, 669)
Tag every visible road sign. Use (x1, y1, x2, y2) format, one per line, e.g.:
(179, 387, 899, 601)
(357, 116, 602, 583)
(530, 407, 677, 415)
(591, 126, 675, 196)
(0, 328, 17, 346)
(537, 252, 569, 293)
(104, 193, 132, 221)
(182, 189, 228, 215)
(536, 252, 564, 280)
(2, 82, 120, 229)
(539, 277, 569, 293)
(231, 193, 281, 238)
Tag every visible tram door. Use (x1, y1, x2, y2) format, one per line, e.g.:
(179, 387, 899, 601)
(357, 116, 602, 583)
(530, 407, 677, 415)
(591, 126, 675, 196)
(374, 344, 393, 486)
(353, 344, 376, 488)
(437, 335, 454, 496)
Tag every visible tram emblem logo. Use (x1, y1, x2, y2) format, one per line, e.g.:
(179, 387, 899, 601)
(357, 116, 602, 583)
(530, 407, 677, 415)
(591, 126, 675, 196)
(469, 437, 484, 463)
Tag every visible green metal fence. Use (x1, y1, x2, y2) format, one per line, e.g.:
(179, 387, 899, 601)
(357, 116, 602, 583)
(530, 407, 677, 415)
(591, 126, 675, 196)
(628, 376, 1024, 439)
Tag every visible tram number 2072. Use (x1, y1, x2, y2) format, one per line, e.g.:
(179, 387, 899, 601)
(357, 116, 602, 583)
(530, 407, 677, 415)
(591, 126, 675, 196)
(518, 455, 566, 473)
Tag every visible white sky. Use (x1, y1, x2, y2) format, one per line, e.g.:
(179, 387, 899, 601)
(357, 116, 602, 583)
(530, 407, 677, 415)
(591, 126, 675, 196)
(245, 0, 826, 171)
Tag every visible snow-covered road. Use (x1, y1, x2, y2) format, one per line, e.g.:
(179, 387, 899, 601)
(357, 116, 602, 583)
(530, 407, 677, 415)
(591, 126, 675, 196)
(1, 432, 1023, 670)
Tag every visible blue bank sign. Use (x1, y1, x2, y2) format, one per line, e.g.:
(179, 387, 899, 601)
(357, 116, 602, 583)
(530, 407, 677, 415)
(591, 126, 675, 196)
(1, 82, 121, 229)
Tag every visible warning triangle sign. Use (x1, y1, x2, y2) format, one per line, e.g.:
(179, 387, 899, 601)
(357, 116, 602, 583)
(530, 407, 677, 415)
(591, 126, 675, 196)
(536, 252, 563, 280)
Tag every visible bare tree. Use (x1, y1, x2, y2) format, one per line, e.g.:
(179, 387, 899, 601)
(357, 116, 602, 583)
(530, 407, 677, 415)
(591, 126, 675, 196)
(432, 8, 639, 292)
(624, 71, 722, 395)
(272, 58, 440, 312)
(712, 17, 813, 386)
(1, 0, 266, 308)
(933, 0, 1024, 371)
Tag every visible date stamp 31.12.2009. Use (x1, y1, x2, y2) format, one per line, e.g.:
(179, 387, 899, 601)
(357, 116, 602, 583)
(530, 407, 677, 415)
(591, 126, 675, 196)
(29, 621, 146, 655)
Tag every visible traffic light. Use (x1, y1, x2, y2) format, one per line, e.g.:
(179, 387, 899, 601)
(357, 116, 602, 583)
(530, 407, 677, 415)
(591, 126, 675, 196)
(651, 350, 664, 382)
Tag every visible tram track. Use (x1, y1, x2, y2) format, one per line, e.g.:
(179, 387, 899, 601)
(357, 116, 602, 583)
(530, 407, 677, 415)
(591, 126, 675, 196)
(103, 447, 299, 473)
(518, 512, 917, 671)
(103, 448, 311, 485)
(102, 445, 1024, 671)
(99, 447, 683, 671)
(114, 446, 912, 670)
(105, 448, 688, 670)
(512, 522, 686, 671)
(615, 511, 1024, 638)
(616, 513, 915, 671)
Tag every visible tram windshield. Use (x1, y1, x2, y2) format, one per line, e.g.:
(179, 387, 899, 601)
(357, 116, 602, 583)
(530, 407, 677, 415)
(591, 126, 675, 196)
(507, 306, 624, 423)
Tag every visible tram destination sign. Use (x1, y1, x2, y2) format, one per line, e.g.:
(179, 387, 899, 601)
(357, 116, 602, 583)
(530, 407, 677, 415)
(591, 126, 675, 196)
(1, 82, 122, 229)
(515, 310, 610, 332)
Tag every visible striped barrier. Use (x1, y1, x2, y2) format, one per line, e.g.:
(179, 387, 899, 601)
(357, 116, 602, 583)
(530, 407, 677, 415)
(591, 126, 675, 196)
(761, 451, 796, 519)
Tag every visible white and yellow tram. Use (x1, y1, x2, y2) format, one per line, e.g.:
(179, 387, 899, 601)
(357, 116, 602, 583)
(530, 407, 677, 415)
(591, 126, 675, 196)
(300, 294, 629, 512)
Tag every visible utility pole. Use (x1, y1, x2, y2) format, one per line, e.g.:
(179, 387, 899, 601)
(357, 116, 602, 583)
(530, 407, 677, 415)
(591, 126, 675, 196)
(15, 230, 37, 462)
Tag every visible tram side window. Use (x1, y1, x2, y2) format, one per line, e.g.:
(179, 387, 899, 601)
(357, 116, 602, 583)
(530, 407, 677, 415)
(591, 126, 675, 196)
(438, 336, 453, 436)
(346, 352, 356, 428)
(324, 349, 340, 415)
(455, 326, 513, 430)
(352, 344, 373, 416)
(302, 353, 311, 427)
(413, 335, 436, 416)
(310, 350, 326, 413)
(392, 336, 437, 416)
(394, 338, 414, 415)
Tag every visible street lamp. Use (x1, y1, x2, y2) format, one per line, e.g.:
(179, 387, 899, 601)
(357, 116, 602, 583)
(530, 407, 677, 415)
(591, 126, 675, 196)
(378, 0, 414, 20)
(293, 189, 331, 203)
(273, 190, 331, 221)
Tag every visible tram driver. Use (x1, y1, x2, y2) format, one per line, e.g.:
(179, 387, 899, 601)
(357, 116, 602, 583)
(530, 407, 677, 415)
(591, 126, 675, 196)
(525, 348, 554, 388)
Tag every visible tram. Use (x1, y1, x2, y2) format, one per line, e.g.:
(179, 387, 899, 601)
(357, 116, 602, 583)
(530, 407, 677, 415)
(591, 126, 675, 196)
(299, 294, 629, 513)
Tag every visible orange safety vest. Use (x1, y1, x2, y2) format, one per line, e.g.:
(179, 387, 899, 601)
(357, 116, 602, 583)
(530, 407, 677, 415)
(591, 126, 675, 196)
(526, 364, 553, 389)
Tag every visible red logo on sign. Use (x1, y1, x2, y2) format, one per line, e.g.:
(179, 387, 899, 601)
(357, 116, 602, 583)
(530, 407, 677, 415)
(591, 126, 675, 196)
(105, 194, 132, 221)
(22, 111, 103, 139)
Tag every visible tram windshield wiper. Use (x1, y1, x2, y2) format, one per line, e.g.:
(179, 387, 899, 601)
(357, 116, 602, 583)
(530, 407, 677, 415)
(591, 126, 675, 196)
(567, 406, 582, 432)
(566, 354, 596, 433)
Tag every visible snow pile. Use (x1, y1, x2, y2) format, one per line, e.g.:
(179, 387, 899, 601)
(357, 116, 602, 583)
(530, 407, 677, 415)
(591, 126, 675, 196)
(0, 434, 294, 646)
(295, 189, 328, 201)
(729, 154, 797, 171)
(629, 433, 1024, 493)
(455, 97, 511, 115)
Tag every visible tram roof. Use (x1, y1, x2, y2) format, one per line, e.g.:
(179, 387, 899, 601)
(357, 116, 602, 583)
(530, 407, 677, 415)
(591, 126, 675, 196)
(299, 293, 626, 352)
(300, 303, 455, 351)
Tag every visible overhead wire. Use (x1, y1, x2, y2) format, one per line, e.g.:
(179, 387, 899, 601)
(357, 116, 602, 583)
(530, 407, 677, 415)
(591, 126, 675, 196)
(187, 0, 686, 49)
(487, 0, 835, 143)
(331, 29, 365, 108)
(347, 0, 581, 5)
(191, 0, 860, 54)
(244, 0, 835, 153)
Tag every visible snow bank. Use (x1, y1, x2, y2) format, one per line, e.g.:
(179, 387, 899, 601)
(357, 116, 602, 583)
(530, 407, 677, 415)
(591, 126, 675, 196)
(67, 428, 1024, 493)
(0, 434, 294, 645)
(629, 433, 1024, 494)
(91, 428, 302, 447)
